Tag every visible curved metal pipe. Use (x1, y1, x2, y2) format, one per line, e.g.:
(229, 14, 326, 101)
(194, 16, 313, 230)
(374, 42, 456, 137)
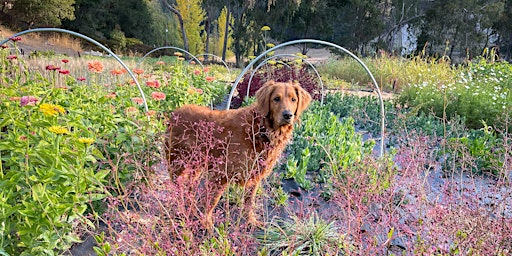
(0, 28, 150, 114)
(226, 39, 385, 157)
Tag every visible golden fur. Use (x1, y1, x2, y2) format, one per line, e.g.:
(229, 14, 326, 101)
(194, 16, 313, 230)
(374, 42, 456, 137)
(165, 80, 312, 227)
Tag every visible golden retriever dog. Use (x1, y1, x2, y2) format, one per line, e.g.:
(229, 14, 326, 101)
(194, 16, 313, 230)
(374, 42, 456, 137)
(165, 80, 311, 227)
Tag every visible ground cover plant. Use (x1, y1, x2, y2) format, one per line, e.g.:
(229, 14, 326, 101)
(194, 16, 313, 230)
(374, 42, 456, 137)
(1, 37, 511, 255)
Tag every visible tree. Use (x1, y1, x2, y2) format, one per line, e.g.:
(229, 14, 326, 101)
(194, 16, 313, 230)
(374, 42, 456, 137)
(1, 0, 76, 27)
(174, 0, 205, 55)
(161, 0, 190, 52)
(420, 0, 505, 60)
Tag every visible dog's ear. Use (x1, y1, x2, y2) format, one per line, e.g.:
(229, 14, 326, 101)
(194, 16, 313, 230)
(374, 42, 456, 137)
(293, 82, 312, 116)
(255, 80, 276, 117)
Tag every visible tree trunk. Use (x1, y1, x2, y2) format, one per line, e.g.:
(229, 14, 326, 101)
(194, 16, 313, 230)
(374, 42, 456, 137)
(161, 0, 189, 52)
(222, 1, 230, 61)
(205, 19, 210, 62)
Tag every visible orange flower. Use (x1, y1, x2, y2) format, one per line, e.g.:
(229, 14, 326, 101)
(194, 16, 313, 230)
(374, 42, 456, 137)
(205, 76, 215, 82)
(110, 69, 124, 75)
(146, 110, 156, 117)
(173, 52, 183, 57)
(155, 61, 165, 65)
(151, 91, 166, 101)
(203, 67, 210, 73)
(132, 68, 144, 75)
(193, 69, 201, 75)
(88, 61, 104, 73)
(196, 88, 203, 94)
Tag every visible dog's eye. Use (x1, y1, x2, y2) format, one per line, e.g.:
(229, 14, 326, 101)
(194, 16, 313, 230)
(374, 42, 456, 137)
(274, 97, 280, 102)
(291, 98, 297, 102)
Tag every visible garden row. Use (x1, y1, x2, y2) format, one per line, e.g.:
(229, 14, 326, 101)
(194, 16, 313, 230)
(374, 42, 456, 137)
(1, 43, 511, 254)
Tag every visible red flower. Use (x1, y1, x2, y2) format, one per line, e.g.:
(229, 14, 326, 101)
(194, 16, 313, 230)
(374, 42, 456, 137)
(193, 69, 201, 75)
(1, 45, 8, 49)
(77, 77, 86, 81)
(45, 65, 61, 71)
(205, 76, 215, 82)
(155, 61, 165, 65)
(61, 59, 69, 64)
(59, 69, 70, 75)
(203, 67, 211, 73)
(151, 91, 166, 101)
(10, 36, 22, 42)
(7, 55, 17, 60)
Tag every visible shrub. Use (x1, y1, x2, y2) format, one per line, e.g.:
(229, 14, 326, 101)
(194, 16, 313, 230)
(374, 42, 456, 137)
(230, 65, 322, 108)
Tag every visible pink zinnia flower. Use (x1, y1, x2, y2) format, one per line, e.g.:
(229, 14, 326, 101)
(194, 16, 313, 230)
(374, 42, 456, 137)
(196, 88, 203, 94)
(59, 69, 70, 75)
(155, 61, 165, 65)
(10, 36, 22, 42)
(193, 69, 201, 75)
(146, 110, 156, 117)
(151, 91, 166, 101)
(7, 55, 17, 60)
(146, 80, 161, 89)
(132, 97, 144, 105)
(105, 92, 116, 99)
(61, 59, 69, 64)
(77, 77, 86, 81)
(203, 67, 210, 73)
(205, 76, 215, 82)
(20, 96, 39, 106)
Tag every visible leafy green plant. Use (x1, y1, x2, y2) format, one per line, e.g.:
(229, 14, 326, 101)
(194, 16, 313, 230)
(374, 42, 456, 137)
(285, 102, 375, 189)
(257, 213, 341, 256)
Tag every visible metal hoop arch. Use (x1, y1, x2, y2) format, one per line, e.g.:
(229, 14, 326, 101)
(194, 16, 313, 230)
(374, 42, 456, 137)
(226, 39, 385, 157)
(245, 53, 325, 105)
(194, 53, 232, 77)
(0, 28, 150, 114)
(136, 46, 204, 69)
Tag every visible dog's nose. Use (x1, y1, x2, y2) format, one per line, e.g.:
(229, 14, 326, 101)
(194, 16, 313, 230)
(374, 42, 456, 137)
(283, 110, 293, 120)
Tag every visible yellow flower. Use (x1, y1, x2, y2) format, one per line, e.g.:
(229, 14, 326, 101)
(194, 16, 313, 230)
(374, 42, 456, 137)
(78, 137, 95, 145)
(39, 103, 65, 116)
(266, 43, 275, 48)
(261, 26, 271, 31)
(48, 126, 69, 135)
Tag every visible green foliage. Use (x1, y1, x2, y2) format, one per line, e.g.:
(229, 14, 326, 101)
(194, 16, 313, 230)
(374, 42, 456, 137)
(176, 0, 206, 55)
(399, 59, 511, 129)
(4, 0, 76, 27)
(285, 102, 375, 190)
(0, 49, 227, 253)
(447, 121, 507, 176)
(257, 213, 341, 256)
(0, 86, 108, 255)
(317, 55, 457, 92)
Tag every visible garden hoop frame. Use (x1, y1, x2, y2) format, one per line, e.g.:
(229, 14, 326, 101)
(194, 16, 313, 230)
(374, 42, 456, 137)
(244, 53, 325, 105)
(226, 39, 386, 157)
(0, 28, 150, 115)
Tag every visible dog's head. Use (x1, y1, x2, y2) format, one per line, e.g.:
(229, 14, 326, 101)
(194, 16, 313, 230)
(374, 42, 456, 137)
(256, 80, 312, 128)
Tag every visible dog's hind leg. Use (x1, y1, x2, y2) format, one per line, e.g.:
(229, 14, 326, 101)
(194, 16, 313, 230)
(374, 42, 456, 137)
(203, 181, 228, 228)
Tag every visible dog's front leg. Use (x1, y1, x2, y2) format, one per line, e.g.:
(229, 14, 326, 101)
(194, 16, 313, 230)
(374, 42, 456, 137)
(243, 181, 263, 226)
